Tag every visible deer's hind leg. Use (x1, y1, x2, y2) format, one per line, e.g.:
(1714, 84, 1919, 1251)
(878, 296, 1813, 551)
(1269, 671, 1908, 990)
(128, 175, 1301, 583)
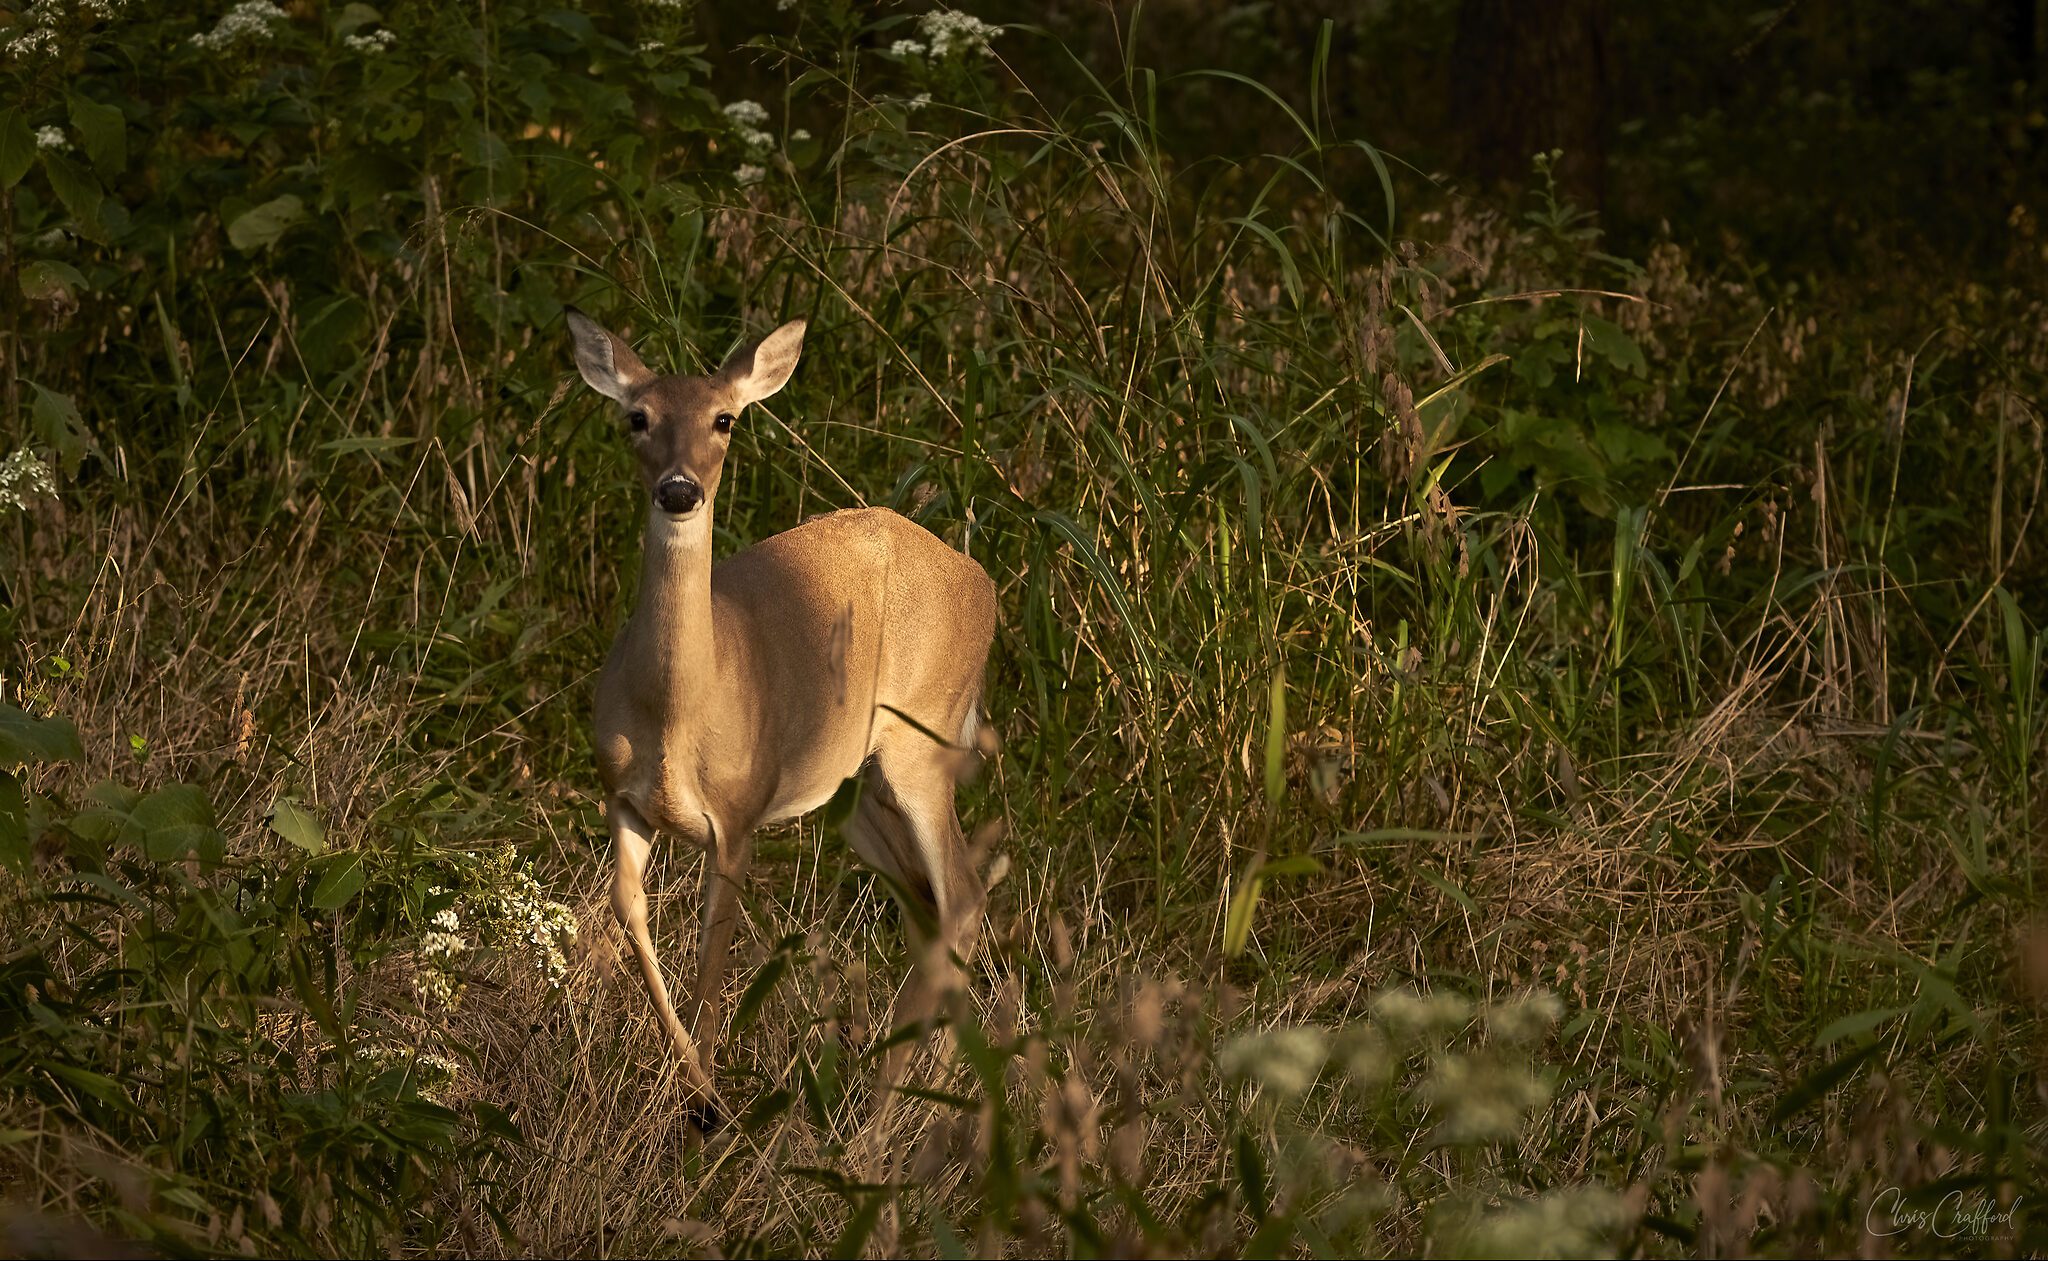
(842, 728, 987, 1164)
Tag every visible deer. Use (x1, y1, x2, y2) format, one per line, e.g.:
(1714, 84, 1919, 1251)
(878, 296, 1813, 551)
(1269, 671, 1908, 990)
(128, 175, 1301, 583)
(565, 306, 998, 1129)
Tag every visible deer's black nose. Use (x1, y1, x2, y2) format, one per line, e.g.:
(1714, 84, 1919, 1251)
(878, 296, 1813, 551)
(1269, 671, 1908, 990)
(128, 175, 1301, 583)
(656, 476, 704, 515)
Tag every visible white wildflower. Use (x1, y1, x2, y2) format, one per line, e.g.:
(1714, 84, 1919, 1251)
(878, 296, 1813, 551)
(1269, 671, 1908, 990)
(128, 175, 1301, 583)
(3, 0, 131, 62)
(0, 450, 58, 513)
(916, 7, 999, 58)
(638, 39, 664, 52)
(420, 930, 468, 960)
(34, 126, 69, 152)
(471, 856, 580, 992)
(734, 163, 767, 186)
(414, 967, 458, 1006)
(2, 27, 60, 64)
(721, 99, 769, 126)
(906, 92, 932, 112)
(360, 1041, 462, 1104)
(889, 38, 925, 57)
(790, 128, 811, 142)
(777, 0, 796, 9)
(191, 1, 286, 53)
(341, 27, 396, 55)
(721, 101, 775, 152)
(430, 907, 460, 932)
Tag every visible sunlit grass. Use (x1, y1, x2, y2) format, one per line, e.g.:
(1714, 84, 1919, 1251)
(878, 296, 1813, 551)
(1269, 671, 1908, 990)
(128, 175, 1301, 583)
(2, 3, 2044, 1257)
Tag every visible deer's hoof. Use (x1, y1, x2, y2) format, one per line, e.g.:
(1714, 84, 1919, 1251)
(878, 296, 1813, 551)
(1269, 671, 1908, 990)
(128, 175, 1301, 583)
(681, 1095, 725, 1135)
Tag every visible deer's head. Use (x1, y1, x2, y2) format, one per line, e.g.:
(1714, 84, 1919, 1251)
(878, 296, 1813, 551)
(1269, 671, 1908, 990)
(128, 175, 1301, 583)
(566, 308, 807, 522)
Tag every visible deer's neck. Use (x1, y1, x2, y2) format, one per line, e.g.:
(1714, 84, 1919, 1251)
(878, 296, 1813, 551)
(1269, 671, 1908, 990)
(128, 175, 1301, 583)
(629, 510, 720, 721)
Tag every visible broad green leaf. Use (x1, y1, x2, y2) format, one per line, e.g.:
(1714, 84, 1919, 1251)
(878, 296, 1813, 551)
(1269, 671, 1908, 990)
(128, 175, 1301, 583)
(335, 2, 382, 35)
(0, 704, 85, 765)
(1581, 315, 1647, 376)
(28, 382, 90, 474)
(471, 1101, 524, 1145)
(227, 194, 306, 251)
(310, 852, 367, 910)
(19, 259, 87, 304)
(267, 796, 326, 853)
(0, 109, 33, 187)
(66, 94, 125, 175)
(39, 151, 102, 236)
(119, 784, 224, 864)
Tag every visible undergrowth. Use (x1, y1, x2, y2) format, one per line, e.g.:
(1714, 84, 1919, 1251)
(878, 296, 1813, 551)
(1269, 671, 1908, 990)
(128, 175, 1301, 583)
(2, 1, 2043, 1256)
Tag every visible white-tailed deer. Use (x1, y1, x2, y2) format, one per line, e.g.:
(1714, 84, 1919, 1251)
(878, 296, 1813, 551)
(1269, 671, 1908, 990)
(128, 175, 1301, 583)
(566, 307, 997, 1123)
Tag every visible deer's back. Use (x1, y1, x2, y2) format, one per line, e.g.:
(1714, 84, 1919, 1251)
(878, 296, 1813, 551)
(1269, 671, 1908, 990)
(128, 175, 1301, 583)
(717, 507, 995, 821)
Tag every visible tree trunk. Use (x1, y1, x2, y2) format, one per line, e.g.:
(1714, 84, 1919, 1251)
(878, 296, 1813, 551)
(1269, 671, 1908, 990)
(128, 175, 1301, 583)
(1451, 0, 1611, 209)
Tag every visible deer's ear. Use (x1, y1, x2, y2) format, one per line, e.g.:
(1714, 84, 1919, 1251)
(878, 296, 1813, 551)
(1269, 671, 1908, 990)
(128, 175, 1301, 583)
(720, 319, 807, 408)
(566, 306, 653, 402)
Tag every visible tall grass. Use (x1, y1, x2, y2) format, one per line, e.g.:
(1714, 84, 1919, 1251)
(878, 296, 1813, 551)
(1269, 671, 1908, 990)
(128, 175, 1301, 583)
(3, 2, 2044, 1256)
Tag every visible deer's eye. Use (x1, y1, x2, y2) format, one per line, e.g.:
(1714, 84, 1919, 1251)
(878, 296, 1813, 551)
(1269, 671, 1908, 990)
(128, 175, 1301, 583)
(713, 412, 735, 434)
(627, 409, 649, 433)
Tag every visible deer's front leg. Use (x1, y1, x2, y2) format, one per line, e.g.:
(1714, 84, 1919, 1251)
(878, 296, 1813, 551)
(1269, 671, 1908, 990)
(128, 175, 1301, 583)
(609, 799, 715, 1098)
(686, 822, 754, 1078)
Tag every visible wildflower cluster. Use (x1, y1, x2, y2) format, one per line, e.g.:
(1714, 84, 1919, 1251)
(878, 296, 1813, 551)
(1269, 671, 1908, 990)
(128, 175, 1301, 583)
(722, 99, 774, 153)
(0, 450, 58, 513)
(905, 8, 1001, 59)
(34, 126, 68, 152)
(412, 852, 579, 1008)
(190, 1, 285, 54)
(358, 1041, 462, 1104)
(0, 0, 127, 63)
(469, 854, 578, 990)
(341, 27, 396, 56)
(413, 888, 467, 1006)
(1, 24, 60, 62)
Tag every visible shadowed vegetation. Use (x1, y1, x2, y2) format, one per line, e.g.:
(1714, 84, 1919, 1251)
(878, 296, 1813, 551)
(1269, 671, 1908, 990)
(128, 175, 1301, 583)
(2, 1, 2044, 1256)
